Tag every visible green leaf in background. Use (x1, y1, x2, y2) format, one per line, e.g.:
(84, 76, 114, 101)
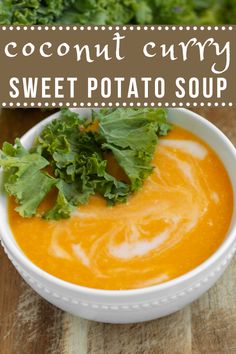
(0, 0, 234, 25)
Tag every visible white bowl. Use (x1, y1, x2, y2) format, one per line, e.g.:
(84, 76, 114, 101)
(0, 108, 236, 324)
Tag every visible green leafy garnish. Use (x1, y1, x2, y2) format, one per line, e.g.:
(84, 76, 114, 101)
(0, 139, 56, 217)
(96, 108, 170, 190)
(0, 108, 171, 220)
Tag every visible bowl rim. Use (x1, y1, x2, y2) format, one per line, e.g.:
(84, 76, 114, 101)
(1, 107, 236, 298)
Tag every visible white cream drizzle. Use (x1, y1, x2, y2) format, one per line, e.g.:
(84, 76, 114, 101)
(159, 139, 208, 159)
(109, 228, 172, 259)
(72, 244, 90, 267)
(49, 139, 220, 274)
(49, 229, 72, 260)
(135, 273, 170, 288)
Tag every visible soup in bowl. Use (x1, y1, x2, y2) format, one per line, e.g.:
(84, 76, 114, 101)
(0, 108, 236, 323)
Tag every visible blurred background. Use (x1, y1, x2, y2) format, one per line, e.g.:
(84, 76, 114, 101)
(1, 0, 236, 26)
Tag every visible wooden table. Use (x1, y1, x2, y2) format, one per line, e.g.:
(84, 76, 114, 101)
(0, 108, 236, 354)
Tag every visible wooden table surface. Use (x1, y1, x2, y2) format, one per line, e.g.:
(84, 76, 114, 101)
(0, 108, 236, 354)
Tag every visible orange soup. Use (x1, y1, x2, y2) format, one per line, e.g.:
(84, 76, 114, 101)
(9, 126, 233, 290)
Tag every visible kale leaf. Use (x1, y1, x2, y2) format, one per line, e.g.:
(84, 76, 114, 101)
(0, 139, 56, 217)
(0, 108, 171, 220)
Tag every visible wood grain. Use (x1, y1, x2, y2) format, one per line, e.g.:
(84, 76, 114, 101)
(0, 108, 236, 354)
